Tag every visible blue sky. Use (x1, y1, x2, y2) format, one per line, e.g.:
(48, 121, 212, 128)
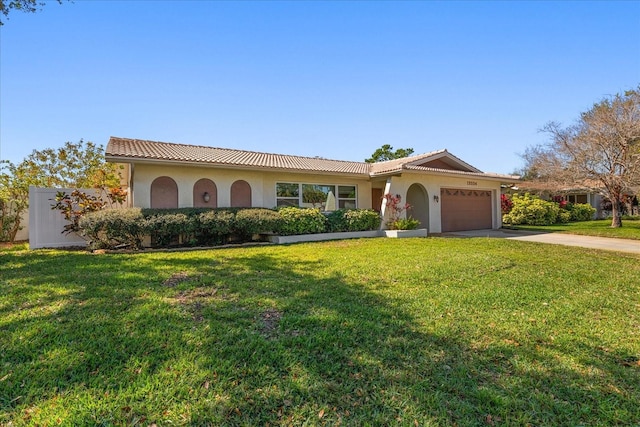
(1, 1, 638, 174)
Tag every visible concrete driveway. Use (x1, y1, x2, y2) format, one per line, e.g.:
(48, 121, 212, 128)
(443, 229, 640, 255)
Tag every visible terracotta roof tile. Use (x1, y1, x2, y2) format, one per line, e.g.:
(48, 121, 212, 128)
(106, 137, 370, 175)
(105, 136, 519, 182)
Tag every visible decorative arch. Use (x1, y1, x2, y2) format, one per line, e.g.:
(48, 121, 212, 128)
(193, 178, 217, 208)
(406, 183, 429, 230)
(150, 176, 178, 209)
(230, 180, 252, 208)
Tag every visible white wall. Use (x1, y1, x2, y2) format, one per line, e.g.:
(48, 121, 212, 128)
(28, 187, 95, 249)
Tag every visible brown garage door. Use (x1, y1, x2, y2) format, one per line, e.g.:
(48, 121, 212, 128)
(441, 188, 492, 232)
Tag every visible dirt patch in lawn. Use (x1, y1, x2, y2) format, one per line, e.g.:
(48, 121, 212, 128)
(259, 309, 283, 338)
(163, 272, 201, 287)
(172, 287, 221, 322)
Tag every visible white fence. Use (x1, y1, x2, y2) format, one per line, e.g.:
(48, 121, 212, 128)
(28, 186, 98, 249)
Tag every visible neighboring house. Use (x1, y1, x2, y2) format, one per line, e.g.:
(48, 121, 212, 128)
(558, 190, 604, 218)
(105, 137, 519, 233)
(516, 181, 639, 219)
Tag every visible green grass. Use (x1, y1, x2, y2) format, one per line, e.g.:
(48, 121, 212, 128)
(508, 218, 640, 240)
(1, 238, 639, 426)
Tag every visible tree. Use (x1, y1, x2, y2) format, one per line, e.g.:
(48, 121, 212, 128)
(522, 87, 640, 227)
(0, 140, 123, 242)
(0, 0, 66, 25)
(365, 144, 414, 163)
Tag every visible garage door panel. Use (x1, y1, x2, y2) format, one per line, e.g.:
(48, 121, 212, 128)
(441, 189, 492, 232)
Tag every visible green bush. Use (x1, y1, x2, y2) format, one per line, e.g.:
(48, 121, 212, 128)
(197, 210, 235, 245)
(568, 203, 596, 222)
(79, 208, 147, 250)
(146, 213, 191, 247)
(393, 217, 421, 230)
(327, 209, 381, 232)
(278, 207, 327, 236)
(557, 210, 572, 223)
(234, 208, 282, 238)
(502, 193, 559, 226)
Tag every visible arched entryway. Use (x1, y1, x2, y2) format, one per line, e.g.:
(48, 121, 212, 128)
(150, 176, 178, 208)
(406, 183, 429, 230)
(193, 178, 217, 208)
(230, 180, 252, 207)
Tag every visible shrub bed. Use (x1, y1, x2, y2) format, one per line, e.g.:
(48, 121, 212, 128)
(502, 194, 597, 226)
(77, 207, 381, 249)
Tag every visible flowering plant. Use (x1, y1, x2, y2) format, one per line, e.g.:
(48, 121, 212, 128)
(500, 194, 513, 214)
(384, 193, 418, 230)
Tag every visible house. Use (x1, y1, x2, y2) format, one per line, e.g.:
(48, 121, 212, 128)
(105, 137, 520, 233)
(516, 180, 640, 219)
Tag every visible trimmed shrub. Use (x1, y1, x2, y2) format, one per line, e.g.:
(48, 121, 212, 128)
(569, 203, 596, 222)
(278, 207, 327, 236)
(326, 209, 381, 232)
(234, 208, 282, 238)
(79, 208, 147, 250)
(502, 193, 559, 225)
(146, 213, 191, 247)
(197, 210, 235, 245)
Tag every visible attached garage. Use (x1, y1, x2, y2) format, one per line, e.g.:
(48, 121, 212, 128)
(440, 188, 492, 232)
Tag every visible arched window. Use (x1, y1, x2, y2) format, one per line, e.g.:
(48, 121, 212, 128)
(150, 176, 178, 208)
(230, 180, 252, 207)
(193, 178, 217, 208)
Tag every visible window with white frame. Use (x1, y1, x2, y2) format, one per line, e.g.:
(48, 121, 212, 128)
(276, 183, 357, 210)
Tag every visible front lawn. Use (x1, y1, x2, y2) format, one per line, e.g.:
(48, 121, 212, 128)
(1, 239, 639, 425)
(508, 218, 640, 240)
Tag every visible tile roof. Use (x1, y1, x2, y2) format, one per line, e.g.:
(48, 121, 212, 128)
(106, 136, 520, 181)
(106, 137, 371, 175)
(367, 150, 447, 174)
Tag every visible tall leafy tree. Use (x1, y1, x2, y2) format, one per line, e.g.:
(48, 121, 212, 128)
(365, 144, 415, 163)
(522, 87, 640, 227)
(0, 140, 122, 241)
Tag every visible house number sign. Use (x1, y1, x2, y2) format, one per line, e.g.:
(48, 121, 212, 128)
(466, 181, 477, 186)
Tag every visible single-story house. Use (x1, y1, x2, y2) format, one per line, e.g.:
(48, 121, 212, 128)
(516, 180, 639, 219)
(105, 137, 520, 233)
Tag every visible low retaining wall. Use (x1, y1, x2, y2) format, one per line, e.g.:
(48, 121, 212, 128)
(268, 228, 427, 244)
(268, 230, 380, 244)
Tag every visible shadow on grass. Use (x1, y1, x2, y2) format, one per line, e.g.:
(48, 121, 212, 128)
(1, 247, 638, 425)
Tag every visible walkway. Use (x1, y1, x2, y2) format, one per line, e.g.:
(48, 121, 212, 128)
(444, 229, 640, 255)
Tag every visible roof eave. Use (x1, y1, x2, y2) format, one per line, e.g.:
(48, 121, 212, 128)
(399, 167, 520, 183)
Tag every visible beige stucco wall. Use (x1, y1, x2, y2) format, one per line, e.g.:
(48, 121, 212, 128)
(379, 172, 503, 233)
(130, 163, 373, 210)
(125, 162, 506, 233)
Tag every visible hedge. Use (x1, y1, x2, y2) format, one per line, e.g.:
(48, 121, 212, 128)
(77, 206, 382, 249)
(79, 208, 147, 250)
(277, 207, 327, 236)
(326, 209, 381, 232)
